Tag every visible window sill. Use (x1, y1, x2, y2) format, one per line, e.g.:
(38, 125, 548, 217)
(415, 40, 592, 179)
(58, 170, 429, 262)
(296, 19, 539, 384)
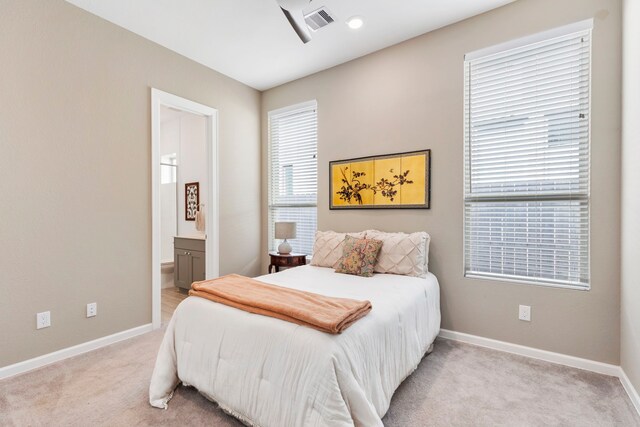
(464, 272, 590, 291)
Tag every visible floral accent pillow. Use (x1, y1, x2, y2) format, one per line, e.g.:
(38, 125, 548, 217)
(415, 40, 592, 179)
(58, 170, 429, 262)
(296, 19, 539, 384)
(335, 236, 383, 277)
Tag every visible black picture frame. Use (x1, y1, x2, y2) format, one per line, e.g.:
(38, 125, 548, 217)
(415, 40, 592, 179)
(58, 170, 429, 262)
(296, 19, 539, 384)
(185, 181, 199, 221)
(329, 149, 431, 210)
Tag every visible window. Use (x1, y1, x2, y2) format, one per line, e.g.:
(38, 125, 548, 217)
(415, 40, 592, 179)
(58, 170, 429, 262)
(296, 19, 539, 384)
(464, 21, 592, 289)
(268, 101, 318, 256)
(160, 153, 177, 184)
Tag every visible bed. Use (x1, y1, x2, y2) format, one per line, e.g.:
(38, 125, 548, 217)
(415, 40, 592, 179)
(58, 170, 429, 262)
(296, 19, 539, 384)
(149, 263, 440, 426)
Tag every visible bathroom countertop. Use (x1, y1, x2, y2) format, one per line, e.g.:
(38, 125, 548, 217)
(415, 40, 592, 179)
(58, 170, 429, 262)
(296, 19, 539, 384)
(174, 235, 206, 240)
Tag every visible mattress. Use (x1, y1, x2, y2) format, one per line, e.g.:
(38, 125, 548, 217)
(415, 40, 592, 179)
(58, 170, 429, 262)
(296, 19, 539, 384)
(149, 265, 441, 426)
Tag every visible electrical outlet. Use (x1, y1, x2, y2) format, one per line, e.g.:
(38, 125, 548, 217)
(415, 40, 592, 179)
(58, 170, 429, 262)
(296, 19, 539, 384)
(519, 305, 531, 322)
(36, 311, 51, 329)
(86, 302, 97, 318)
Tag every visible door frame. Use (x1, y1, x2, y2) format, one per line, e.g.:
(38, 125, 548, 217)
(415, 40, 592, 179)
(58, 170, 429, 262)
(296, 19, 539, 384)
(151, 88, 220, 329)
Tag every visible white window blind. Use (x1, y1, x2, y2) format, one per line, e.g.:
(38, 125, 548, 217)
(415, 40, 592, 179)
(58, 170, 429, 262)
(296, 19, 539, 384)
(268, 101, 318, 256)
(464, 23, 591, 290)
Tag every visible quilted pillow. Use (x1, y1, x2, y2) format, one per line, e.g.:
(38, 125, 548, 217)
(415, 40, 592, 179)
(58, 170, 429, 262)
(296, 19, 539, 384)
(365, 230, 430, 277)
(335, 236, 383, 277)
(310, 231, 366, 268)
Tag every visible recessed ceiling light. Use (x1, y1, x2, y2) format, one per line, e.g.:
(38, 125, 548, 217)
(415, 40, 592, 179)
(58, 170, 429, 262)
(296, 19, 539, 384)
(346, 16, 364, 30)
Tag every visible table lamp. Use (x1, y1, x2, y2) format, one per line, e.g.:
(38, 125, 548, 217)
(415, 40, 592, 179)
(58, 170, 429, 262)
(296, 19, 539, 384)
(275, 222, 296, 255)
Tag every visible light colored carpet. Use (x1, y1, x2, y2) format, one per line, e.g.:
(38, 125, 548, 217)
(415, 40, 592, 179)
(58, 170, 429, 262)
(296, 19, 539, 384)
(1, 329, 638, 427)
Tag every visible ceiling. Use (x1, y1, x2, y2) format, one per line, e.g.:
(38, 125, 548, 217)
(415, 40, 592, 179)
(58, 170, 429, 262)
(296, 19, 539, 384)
(66, 0, 514, 91)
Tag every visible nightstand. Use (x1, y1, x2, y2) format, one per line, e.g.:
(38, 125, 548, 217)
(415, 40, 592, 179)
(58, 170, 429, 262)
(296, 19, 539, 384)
(268, 251, 306, 273)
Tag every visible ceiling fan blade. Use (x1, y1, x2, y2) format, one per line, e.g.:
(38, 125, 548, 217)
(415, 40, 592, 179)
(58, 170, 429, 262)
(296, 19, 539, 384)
(280, 7, 311, 43)
(276, 0, 312, 43)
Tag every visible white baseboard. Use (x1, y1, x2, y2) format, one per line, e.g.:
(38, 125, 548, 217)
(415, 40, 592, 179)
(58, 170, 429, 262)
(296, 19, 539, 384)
(438, 329, 640, 416)
(620, 368, 640, 416)
(0, 323, 153, 380)
(438, 329, 620, 376)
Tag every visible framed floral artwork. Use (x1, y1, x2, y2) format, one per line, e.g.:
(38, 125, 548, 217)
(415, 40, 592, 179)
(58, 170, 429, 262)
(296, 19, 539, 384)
(330, 150, 431, 209)
(185, 182, 199, 221)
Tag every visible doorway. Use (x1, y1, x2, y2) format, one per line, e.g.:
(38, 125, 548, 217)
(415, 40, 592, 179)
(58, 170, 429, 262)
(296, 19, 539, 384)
(151, 88, 219, 329)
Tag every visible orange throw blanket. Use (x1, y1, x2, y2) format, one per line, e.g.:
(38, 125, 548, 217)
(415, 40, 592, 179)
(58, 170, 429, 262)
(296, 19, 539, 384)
(189, 274, 372, 334)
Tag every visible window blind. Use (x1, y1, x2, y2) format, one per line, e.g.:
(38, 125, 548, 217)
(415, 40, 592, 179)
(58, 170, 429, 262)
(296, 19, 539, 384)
(464, 25, 591, 289)
(268, 101, 318, 256)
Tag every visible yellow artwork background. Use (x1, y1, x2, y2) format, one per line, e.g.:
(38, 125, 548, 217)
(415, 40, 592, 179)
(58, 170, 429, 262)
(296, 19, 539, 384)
(400, 154, 426, 205)
(331, 161, 375, 206)
(331, 151, 429, 208)
(373, 157, 401, 206)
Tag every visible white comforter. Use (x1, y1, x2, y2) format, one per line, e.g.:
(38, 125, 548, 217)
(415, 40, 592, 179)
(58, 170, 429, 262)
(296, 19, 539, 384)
(149, 265, 440, 427)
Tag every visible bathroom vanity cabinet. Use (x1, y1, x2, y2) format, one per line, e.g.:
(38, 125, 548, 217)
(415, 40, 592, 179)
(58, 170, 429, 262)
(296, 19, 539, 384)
(174, 237, 206, 290)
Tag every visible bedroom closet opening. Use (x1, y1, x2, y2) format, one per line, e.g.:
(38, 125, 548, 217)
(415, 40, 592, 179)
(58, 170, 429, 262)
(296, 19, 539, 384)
(151, 89, 219, 329)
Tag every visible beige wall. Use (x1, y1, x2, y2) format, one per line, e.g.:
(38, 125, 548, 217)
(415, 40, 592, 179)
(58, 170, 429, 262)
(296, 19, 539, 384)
(621, 0, 640, 394)
(0, 0, 261, 367)
(262, 0, 622, 363)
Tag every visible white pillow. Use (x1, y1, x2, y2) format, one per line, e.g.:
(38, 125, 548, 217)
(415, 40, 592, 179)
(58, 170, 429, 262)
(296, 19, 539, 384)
(311, 231, 366, 268)
(365, 230, 430, 277)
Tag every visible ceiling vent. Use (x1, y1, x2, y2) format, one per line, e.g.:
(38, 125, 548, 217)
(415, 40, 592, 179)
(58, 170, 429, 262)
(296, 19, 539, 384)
(304, 7, 335, 32)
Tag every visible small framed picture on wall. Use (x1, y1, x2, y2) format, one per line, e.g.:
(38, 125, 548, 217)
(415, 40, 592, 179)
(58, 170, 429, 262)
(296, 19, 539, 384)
(185, 182, 199, 221)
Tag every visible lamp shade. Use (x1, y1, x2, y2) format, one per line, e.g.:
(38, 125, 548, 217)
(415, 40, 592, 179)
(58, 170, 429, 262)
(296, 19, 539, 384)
(275, 222, 296, 239)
